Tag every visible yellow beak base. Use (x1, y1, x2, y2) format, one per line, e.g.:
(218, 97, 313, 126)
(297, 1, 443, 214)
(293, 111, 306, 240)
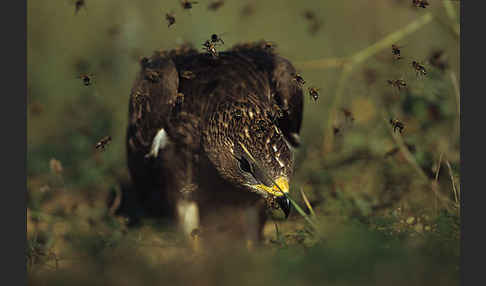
(253, 177, 289, 197)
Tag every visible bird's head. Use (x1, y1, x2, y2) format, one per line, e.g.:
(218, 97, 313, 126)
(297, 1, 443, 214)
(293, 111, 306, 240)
(202, 100, 294, 218)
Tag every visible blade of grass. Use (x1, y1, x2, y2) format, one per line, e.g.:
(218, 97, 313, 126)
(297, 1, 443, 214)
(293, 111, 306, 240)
(434, 152, 444, 215)
(449, 70, 460, 136)
(381, 114, 455, 211)
(445, 159, 460, 208)
(300, 187, 316, 217)
(382, 114, 428, 182)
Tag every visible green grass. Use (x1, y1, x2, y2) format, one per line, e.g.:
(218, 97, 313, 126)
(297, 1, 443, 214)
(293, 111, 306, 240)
(27, 0, 460, 285)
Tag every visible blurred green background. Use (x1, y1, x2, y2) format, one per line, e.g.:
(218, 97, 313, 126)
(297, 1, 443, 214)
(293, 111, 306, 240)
(27, 0, 460, 285)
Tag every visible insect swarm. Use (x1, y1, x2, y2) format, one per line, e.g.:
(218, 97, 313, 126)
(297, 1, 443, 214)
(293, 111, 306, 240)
(308, 87, 320, 102)
(166, 13, 176, 27)
(390, 119, 405, 134)
(96, 136, 112, 151)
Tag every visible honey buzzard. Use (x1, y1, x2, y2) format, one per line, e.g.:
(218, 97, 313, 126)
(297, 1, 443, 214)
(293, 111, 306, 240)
(126, 41, 304, 244)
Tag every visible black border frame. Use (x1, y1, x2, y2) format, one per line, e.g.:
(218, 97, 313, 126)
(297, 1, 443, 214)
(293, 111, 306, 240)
(3, 0, 27, 285)
(9, 0, 471, 285)
(461, 1, 482, 286)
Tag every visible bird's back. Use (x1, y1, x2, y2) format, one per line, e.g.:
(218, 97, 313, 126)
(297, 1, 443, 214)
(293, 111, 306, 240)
(125, 42, 304, 219)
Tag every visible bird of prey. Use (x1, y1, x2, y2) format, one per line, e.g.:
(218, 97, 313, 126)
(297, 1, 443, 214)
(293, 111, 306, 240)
(126, 41, 304, 245)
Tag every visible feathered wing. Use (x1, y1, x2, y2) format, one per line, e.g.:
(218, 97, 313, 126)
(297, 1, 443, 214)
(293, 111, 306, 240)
(126, 50, 202, 204)
(270, 55, 304, 147)
(125, 43, 304, 218)
(230, 43, 304, 147)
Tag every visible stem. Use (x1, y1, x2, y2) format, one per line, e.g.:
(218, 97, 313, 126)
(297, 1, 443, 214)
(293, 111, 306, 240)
(449, 71, 460, 136)
(300, 187, 316, 217)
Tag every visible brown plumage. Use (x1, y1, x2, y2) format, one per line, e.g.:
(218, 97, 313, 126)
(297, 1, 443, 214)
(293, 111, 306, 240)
(126, 41, 303, 244)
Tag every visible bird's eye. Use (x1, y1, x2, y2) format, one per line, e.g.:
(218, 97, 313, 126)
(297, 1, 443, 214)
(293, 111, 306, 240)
(238, 157, 253, 173)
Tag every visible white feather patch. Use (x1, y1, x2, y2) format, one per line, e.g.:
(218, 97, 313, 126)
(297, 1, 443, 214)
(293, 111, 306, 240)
(177, 200, 200, 237)
(145, 128, 169, 158)
(276, 156, 285, 168)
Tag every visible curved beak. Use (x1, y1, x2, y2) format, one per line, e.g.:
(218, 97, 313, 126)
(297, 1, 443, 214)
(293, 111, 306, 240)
(276, 196, 291, 218)
(253, 177, 291, 218)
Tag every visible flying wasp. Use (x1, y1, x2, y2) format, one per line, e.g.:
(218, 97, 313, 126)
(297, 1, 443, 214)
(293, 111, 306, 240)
(412, 0, 430, 8)
(173, 93, 185, 114)
(333, 125, 341, 135)
(387, 79, 407, 91)
(181, 0, 198, 10)
(96, 136, 112, 151)
(181, 70, 196, 80)
(302, 10, 322, 36)
(392, 44, 404, 60)
(175, 93, 185, 108)
(293, 73, 306, 87)
(412, 60, 427, 77)
(210, 33, 225, 46)
(428, 49, 449, 72)
(390, 119, 405, 134)
(144, 69, 160, 83)
(308, 87, 320, 102)
(240, 3, 255, 19)
(166, 13, 176, 27)
(341, 108, 355, 123)
(262, 41, 277, 51)
(208, 0, 225, 11)
(303, 10, 316, 21)
(140, 57, 152, 69)
(202, 40, 218, 58)
(74, 0, 87, 15)
(79, 73, 94, 86)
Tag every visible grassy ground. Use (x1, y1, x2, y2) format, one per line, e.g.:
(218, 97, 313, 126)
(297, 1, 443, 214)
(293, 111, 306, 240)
(27, 0, 460, 285)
